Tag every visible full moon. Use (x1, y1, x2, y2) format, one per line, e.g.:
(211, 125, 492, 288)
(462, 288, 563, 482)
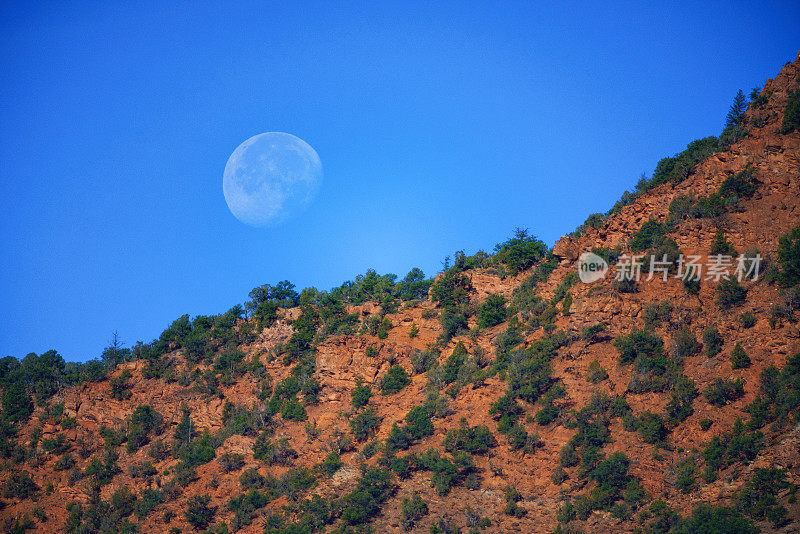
(223, 132, 322, 227)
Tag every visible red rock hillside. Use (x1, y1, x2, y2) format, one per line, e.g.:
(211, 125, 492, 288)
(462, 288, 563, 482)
(1, 53, 800, 534)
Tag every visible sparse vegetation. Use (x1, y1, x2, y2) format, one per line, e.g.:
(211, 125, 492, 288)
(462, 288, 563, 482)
(702, 327, 723, 357)
(730, 342, 751, 369)
(740, 311, 756, 328)
(350, 406, 381, 441)
(401, 492, 429, 531)
(704, 378, 744, 406)
(717, 277, 748, 307)
(184, 494, 216, 530)
(777, 225, 800, 287)
(781, 89, 800, 134)
(586, 360, 608, 383)
(442, 418, 496, 455)
(478, 294, 508, 328)
(380, 364, 411, 394)
(350, 377, 372, 408)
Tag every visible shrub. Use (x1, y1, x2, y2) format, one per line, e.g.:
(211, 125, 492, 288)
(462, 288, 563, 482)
(441, 342, 468, 385)
(430, 270, 473, 310)
(691, 192, 726, 219)
(581, 323, 606, 342)
(675, 458, 697, 493)
(84, 450, 121, 485)
(683, 268, 701, 294)
(177, 432, 217, 468)
(54, 453, 76, 471)
(730, 343, 751, 369)
(699, 418, 713, 431)
(404, 406, 434, 440)
(111, 486, 137, 517)
(350, 377, 372, 408)
(503, 486, 526, 517)
(254, 436, 297, 466)
(127, 404, 163, 453)
(637, 411, 667, 444)
(442, 418, 496, 455)
(777, 225, 800, 287)
(710, 230, 737, 257)
(316, 451, 342, 477)
(719, 167, 757, 201)
(551, 466, 567, 485)
(218, 452, 245, 472)
(746, 353, 800, 429)
(590, 451, 631, 494)
(672, 329, 701, 361)
(401, 492, 429, 531)
(702, 327, 723, 357)
(511, 256, 557, 319)
(421, 308, 439, 319)
(4, 471, 38, 499)
(559, 442, 578, 468)
(410, 347, 438, 374)
(477, 294, 507, 328)
(229, 489, 273, 531)
(643, 301, 671, 329)
(408, 323, 418, 338)
(1, 382, 33, 423)
(740, 311, 756, 328)
(386, 406, 434, 451)
(376, 318, 392, 339)
(380, 365, 410, 394)
(614, 329, 664, 365)
(737, 467, 790, 525)
(780, 89, 800, 134)
(239, 468, 269, 491)
(704, 378, 744, 406)
(647, 136, 719, 188)
(280, 396, 307, 422)
(174, 407, 195, 443)
(61, 415, 77, 429)
(535, 403, 560, 425)
(630, 220, 669, 252)
(42, 432, 69, 454)
(584, 360, 608, 384)
(184, 494, 215, 530)
(665, 376, 699, 424)
(350, 407, 381, 442)
(493, 229, 548, 274)
(717, 277, 747, 307)
(561, 292, 573, 315)
(129, 460, 157, 478)
(668, 194, 696, 222)
(149, 439, 169, 460)
(438, 309, 469, 344)
(279, 466, 317, 500)
(703, 419, 763, 480)
(339, 467, 395, 525)
(396, 268, 433, 301)
(109, 369, 133, 400)
(672, 503, 758, 534)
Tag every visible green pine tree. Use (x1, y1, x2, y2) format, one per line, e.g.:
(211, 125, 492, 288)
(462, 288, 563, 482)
(725, 89, 747, 128)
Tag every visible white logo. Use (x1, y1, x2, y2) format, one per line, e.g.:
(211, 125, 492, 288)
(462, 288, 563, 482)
(578, 252, 608, 283)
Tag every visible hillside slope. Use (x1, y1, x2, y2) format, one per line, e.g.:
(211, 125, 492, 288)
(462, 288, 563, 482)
(2, 53, 800, 534)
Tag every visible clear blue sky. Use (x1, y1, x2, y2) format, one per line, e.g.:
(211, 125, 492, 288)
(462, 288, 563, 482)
(1, 1, 798, 362)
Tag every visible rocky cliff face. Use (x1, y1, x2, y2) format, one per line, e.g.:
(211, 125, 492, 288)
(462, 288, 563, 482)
(2, 54, 800, 534)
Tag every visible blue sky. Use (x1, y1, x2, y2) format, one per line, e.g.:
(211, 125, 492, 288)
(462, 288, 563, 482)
(1, 1, 798, 362)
